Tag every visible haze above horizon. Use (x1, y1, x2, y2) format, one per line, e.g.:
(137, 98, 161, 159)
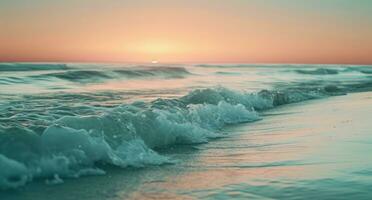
(1, 0, 372, 64)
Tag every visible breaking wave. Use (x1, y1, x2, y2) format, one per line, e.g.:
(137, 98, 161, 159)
(2, 75, 370, 190)
(0, 87, 263, 189)
(2, 61, 372, 189)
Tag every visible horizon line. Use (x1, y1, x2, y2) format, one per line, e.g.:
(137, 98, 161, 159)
(0, 60, 371, 66)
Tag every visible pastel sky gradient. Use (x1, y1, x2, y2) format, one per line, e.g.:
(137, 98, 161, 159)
(1, 0, 371, 64)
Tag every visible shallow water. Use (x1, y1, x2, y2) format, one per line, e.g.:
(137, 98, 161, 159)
(1, 63, 372, 198)
(132, 92, 372, 200)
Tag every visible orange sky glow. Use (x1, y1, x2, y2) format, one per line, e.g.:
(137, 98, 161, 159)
(0, 0, 372, 64)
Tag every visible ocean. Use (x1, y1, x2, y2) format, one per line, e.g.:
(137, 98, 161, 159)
(1, 63, 372, 199)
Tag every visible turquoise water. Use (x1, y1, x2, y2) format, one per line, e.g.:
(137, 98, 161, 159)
(1, 63, 372, 199)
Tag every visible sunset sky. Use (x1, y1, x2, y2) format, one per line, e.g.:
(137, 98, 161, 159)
(0, 0, 371, 64)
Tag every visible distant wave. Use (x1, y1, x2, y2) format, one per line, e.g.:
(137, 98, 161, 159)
(344, 66, 372, 74)
(196, 64, 339, 69)
(198, 64, 372, 74)
(11, 67, 191, 84)
(31, 67, 191, 83)
(294, 68, 339, 75)
(359, 70, 372, 74)
(113, 66, 191, 78)
(32, 70, 113, 83)
(0, 63, 70, 71)
(0, 63, 192, 84)
(215, 71, 241, 76)
(197, 64, 250, 68)
(0, 77, 26, 85)
(294, 66, 372, 75)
